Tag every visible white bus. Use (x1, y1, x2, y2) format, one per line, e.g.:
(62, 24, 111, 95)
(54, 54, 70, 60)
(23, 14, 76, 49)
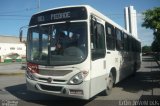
(21, 5, 141, 100)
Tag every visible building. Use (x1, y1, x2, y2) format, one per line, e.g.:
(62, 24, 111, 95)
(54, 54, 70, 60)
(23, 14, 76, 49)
(0, 35, 26, 63)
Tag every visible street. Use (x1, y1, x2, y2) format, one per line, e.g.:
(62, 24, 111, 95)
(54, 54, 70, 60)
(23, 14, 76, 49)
(0, 63, 21, 72)
(0, 56, 160, 106)
(0, 63, 24, 75)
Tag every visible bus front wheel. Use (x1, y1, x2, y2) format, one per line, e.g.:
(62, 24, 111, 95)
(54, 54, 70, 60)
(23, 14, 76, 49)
(105, 72, 114, 96)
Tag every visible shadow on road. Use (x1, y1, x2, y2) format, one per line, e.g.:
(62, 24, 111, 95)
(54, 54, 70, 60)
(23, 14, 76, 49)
(115, 56, 160, 96)
(4, 56, 160, 105)
(5, 84, 92, 106)
(5, 70, 160, 105)
(116, 71, 160, 93)
(115, 70, 160, 102)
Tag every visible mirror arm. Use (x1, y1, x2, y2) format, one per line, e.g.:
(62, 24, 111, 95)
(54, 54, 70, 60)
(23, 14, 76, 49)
(19, 25, 28, 42)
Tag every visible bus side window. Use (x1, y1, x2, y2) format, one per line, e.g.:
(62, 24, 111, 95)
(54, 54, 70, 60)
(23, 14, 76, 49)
(90, 18, 106, 60)
(128, 36, 132, 51)
(116, 28, 124, 51)
(105, 22, 115, 50)
(123, 33, 129, 51)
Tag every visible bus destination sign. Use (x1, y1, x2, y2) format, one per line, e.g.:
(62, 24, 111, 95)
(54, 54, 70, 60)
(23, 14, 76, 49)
(29, 7, 87, 26)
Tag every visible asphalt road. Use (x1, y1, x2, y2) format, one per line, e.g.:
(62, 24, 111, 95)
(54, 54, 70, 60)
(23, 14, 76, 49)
(0, 63, 24, 74)
(0, 56, 160, 106)
(0, 63, 21, 71)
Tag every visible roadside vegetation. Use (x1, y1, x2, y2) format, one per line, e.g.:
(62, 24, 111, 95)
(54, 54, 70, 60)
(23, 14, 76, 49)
(142, 7, 160, 60)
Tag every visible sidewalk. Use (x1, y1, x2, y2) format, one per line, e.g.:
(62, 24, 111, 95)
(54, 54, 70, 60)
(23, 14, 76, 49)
(0, 63, 25, 75)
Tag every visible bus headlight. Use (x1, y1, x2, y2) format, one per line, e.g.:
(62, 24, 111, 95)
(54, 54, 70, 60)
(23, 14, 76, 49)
(68, 71, 88, 85)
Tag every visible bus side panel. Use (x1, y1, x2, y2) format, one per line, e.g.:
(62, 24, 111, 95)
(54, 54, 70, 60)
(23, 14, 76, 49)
(90, 58, 107, 98)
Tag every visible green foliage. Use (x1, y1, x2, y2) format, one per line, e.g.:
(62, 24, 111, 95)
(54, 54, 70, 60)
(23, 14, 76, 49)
(142, 46, 151, 53)
(151, 40, 160, 52)
(142, 7, 160, 52)
(142, 7, 160, 31)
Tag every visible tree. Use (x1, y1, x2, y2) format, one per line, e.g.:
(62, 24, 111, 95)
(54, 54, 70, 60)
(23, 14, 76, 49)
(142, 7, 160, 31)
(142, 46, 151, 53)
(142, 7, 160, 52)
(151, 40, 160, 52)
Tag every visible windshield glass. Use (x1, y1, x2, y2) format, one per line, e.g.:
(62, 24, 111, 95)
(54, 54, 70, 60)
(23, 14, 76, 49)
(27, 22, 87, 65)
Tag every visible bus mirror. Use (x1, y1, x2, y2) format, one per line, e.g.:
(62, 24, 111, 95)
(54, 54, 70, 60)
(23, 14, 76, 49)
(90, 16, 97, 35)
(91, 17, 95, 35)
(19, 30, 23, 42)
(19, 25, 28, 43)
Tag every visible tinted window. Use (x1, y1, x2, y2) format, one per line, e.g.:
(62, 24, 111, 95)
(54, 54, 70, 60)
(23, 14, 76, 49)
(91, 20, 105, 60)
(116, 28, 123, 50)
(27, 22, 88, 66)
(106, 23, 115, 50)
(123, 33, 129, 51)
(128, 36, 132, 51)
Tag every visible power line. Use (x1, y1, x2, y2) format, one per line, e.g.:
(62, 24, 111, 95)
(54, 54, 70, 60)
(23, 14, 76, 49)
(0, 7, 37, 19)
(0, 17, 29, 20)
(106, 13, 144, 16)
(0, 7, 37, 14)
(0, 14, 31, 17)
(0, 18, 29, 21)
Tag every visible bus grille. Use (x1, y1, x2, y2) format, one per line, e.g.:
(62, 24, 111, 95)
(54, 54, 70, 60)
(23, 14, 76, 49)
(39, 84, 62, 92)
(39, 70, 72, 76)
(38, 78, 66, 83)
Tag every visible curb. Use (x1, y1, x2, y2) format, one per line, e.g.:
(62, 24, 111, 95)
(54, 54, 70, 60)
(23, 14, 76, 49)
(0, 62, 22, 66)
(0, 72, 24, 76)
(0, 70, 25, 76)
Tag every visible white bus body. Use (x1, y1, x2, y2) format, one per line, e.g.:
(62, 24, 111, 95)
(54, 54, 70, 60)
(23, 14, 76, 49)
(25, 5, 141, 100)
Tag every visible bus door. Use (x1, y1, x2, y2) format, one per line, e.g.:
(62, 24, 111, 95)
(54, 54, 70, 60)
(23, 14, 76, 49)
(90, 16, 106, 97)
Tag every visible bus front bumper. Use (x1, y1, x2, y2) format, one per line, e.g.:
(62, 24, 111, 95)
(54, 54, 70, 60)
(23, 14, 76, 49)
(26, 77, 90, 100)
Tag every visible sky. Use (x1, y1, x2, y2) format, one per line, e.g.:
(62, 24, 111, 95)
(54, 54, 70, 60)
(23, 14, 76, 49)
(0, 0, 160, 46)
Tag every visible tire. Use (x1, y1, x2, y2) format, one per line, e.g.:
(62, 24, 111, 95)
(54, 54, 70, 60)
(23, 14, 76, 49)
(105, 72, 114, 96)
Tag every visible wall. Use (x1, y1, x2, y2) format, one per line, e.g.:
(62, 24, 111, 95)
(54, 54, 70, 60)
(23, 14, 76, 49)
(0, 43, 26, 62)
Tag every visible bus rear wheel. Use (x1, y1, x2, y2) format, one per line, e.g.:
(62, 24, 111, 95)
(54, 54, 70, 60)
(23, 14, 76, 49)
(105, 72, 114, 96)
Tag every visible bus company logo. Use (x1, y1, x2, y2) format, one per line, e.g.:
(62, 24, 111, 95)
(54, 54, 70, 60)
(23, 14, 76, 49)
(47, 77, 52, 83)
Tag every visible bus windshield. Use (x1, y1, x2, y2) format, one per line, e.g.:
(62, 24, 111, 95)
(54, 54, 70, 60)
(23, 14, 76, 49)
(27, 22, 87, 66)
